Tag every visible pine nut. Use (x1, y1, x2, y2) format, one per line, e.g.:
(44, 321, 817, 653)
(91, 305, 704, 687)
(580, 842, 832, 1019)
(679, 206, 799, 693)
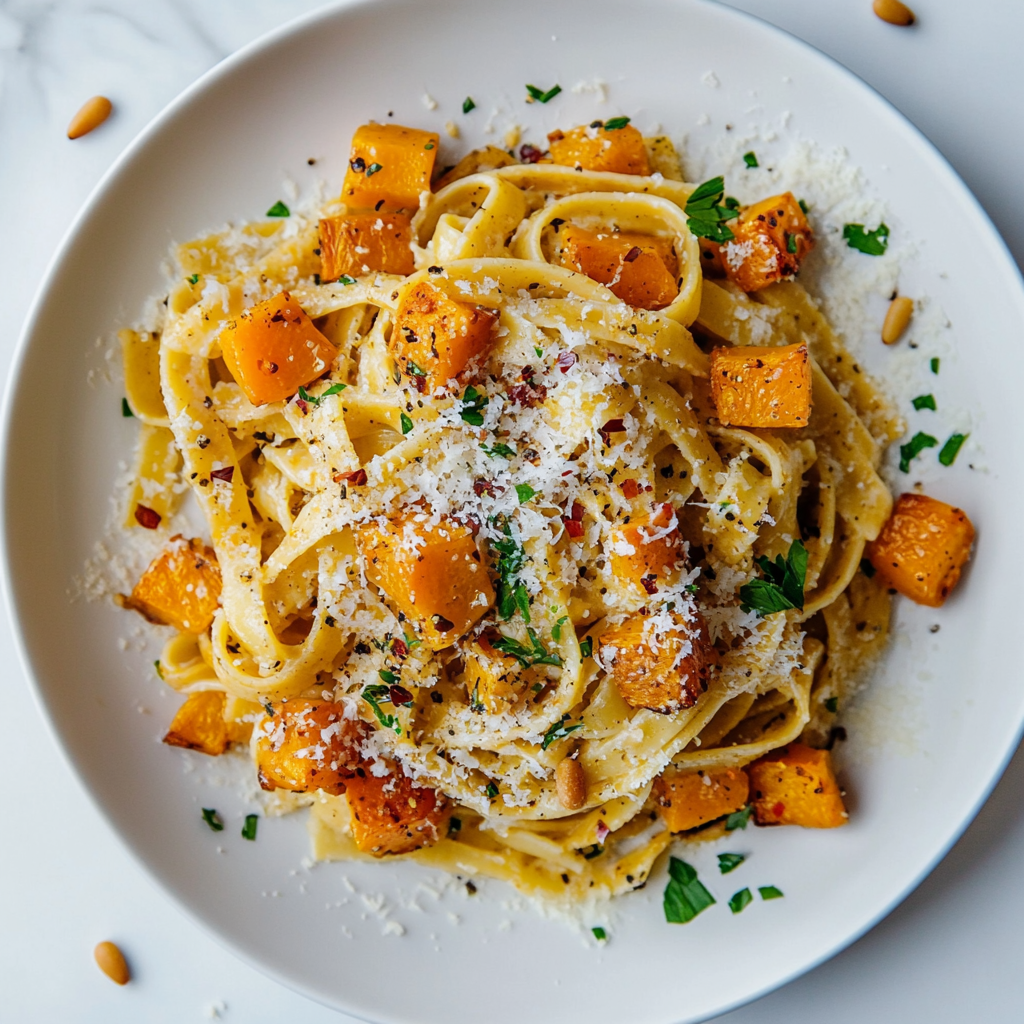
(94, 941, 130, 985)
(882, 295, 914, 344)
(556, 756, 586, 810)
(873, 0, 915, 26)
(67, 96, 113, 139)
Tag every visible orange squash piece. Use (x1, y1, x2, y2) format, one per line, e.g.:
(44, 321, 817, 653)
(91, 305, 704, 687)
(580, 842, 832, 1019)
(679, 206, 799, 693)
(357, 511, 494, 650)
(255, 699, 366, 796)
(749, 743, 847, 828)
(220, 291, 338, 406)
(559, 225, 679, 309)
(866, 492, 975, 607)
(319, 212, 415, 280)
(123, 536, 221, 633)
(720, 192, 814, 292)
(607, 502, 682, 594)
(710, 342, 811, 428)
(598, 610, 713, 713)
(463, 634, 531, 714)
(341, 123, 440, 211)
(345, 758, 450, 856)
(547, 122, 651, 175)
(654, 766, 750, 832)
(390, 280, 496, 392)
(163, 690, 231, 756)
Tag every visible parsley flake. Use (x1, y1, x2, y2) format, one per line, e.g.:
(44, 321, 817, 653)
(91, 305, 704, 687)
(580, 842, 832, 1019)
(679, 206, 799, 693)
(939, 432, 968, 466)
(201, 808, 224, 832)
(843, 222, 890, 256)
(242, 814, 258, 841)
(400, 412, 413, 435)
(463, 96, 476, 114)
(526, 83, 562, 104)
(187, 273, 199, 285)
(739, 540, 808, 616)
(578, 636, 593, 659)
(592, 926, 607, 940)
(366, 162, 383, 176)
(717, 852, 745, 874)
(759, 885, 784, 900)
(481, 441, 515, 459)
(121, 398, 133, 418)
(930, 357, 940, 374)
(663, 857, 716, 924)
(337, 274, 357, 285)
(361, 683, 402, 735)
(912, 393, 936, 411)
(515, 483, 536, 504)
(493, 627, 563, 671)
(266, 200, 290, 217)
(786, 232, 798, 254)
(551, 615, 569, 641)
(742, 151, 759, 168)
(298, 382, 346, 407)
(540, 713, 582, 750)
(825, 696, 839, 713)
(729, 887, 753, 914)
(460, 385, 489, 426)
(684, 176, 740, 243)
(725, 805, 753, 831)
(899, 431, 938, 473)
(603, 116, 631, 130)
(485, 781, 499, 799)
(492, 518, 531, 622)
(153, 660, 163, 680)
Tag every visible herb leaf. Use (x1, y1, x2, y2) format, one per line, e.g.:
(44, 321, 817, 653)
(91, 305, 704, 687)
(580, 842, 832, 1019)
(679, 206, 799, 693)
(663, 857, 716, 924)
(729, 887, 753, 914)
(492, 519, 530, 622)
(121, 397, 134, 418)
(717, 852, 745, 875)
(266, 200, 290, 217)
(526, 83, 562, 103)
(759, 885, 784, 900)
(481, 441, 515, 459)
(578, 636, 593, 659)
(684, 176, 739, 243)
(825, 696, 839, 713)
(515, 483, 536, 505)
(540, 713, 582, 750)
(603, 116, 631, 130)
(366, 162, 383, 177)
(201, 808, 224, 832)
(400, 411, 413, 435)
(460, 385, 489, 426)
(843, 222, 890, 256)
(899, 431, 938, 473)
(242, 813, 258, 841)
(361, 683, 402, 735)
(939, 432, 968, 466)
(337, 274, 357, 286)
(298, 382, 347, 407)
(930, 357, 940, 374)
(743, 151, 758, 168)
(485, 781, 499, 799)
(739, 539, 808, 615)
(463, 96, 476, 114)
(551, 615, 569, 642)
(592, 926, 608, 940)
(725, 805, 752, 831)
(187, 273, 200, 285)
(912, 393, 936, 411)
(493, 627, 563, 671)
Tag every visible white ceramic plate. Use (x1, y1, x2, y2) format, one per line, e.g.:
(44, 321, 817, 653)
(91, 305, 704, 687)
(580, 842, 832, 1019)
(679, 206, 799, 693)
(5, 1, 1024, 1021)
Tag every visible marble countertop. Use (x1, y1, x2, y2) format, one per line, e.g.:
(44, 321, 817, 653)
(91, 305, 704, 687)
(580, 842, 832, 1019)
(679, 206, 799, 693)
(2, 1, 1023, 1020)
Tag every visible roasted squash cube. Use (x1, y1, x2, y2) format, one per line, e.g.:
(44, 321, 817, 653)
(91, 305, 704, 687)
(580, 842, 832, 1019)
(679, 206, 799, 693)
(559, 225, 679, 310)
(124, 536, 221, 633)
(341, 123, 439, 211)
(390, 280, 496, 392)
(357, 511, 494, 650)
(346, 758, 450, 856)
(256, 699, 366, 796)
(319, 212, 415, 280)
(463, 634, 530, 713)
(710, 342, 811, 428)
(720, 192, 814, 292)
(607, 503, 682, 594)
(749, 743, 847, 828)
(163, 690, 231, 756)
(220, 291, 338, 406)
(598, 610, 713, 713)
(547, 122, 651, 176)
(654, 766, 750, 832)
(866, 493, 975, 607)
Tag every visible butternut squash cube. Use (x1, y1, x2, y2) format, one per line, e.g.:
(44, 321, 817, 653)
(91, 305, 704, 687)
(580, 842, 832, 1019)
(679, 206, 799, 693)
(341, 123, 439, 211)
(598, 610, 713, 713)
(220, 291, 338, 406)
(558, 225, 679, 310)
(390, 280, 496, 392)
(720, 192, 814, 292)
(345, 758, 450, 856)
(463, 634, 530, 714)
(710, 342, 811, 429)
(357, 511, 494, 650)
(318, 212, 415, 281)
(547, 122, 651, 176)
(124, 536, 221, 633)
(163, 690, 231, 756)
(256, 699, 366, 797)
(866, 492, 975, 607)
(749, 743, 847, 828)
(654, 766, 750, 832)
(607, 502, 682, 594)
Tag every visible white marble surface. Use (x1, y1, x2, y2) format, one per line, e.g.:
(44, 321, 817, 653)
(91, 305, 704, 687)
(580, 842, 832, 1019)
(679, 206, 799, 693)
(2, 1, 1023, 1020)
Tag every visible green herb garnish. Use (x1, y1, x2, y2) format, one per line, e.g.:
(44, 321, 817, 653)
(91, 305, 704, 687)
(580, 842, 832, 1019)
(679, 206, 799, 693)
(154, 660, 163, 680)
(540, 713, 582, 750)
(121, 398, 133, 418)
(337, 274, 357, 286)
(366, 162, 383, 177)
(739, 539, 808, 615)
(534, 345, 544, 357)
(463, 97, 476, 114)
(201, 808, 224, 832)
(603, 116, 631, 130)
(717, 853, 745, 875)
(298, 382, 346, 407)
(725, 805, 752, 831)
(578, 636, 593, 659)
(424, 141, 435, 150)
(843, 222, 890, 256)
(759, 885, 784, 900)
(551, 615, 569, 641)
(492, 518, 530, 622)
(912, 394, 936, 411)
(684, 176, 740, 243)
(242, 814, 258, 841)
(526, 83, 562, 104)
(493, 627, 563, 671)
(460, 384, 489, 426)
(930, 357, 940, 374)
(592, 926, 608, 940)
(743, 151, 758, 168)
(515, 483, 536, 504)
(899, 431, 938, 473)
(361, 683, 402, 735)
(406, 360, 428, 377)
(729, 888, 753, 914)
(798, 198, 809, 214)
(400, 412, 413, 435)
(939, 432, 968, 466)
(481, 441, 515, 459)
(266, 200, 290, 217)
(825, 696, 839, 713)
(663, 857, 716, 924)
(469, 682, 485, 713)
(485, 781, 499, 799)
(378, 668, 397, 685)
(187, 273, 199, 285)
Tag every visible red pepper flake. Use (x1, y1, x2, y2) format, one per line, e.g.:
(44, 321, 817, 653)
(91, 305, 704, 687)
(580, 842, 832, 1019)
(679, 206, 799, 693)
(334, 468, 368, 486)
(623, 245, 643, 263)
(211, 466, 234, 483)
(391, 638, 408, 658)
(621, 478, 640, 499)
(519, 143, 544, 163)
(556, 350, 578, 373)
(570, 501, 584, 521)
(640, 574, 659, 595)
(257, 359, 279, 376)
(473, 478, 499, 497)
(772, 802, 785, 818)
(389, 684, 414, 706)
(508, 381, 548, 407)
(432, 614, 455, 633)
(599, 417, 625, 445)
(596, 819, 611, 844)
(462, 516, 481, 537)
(294, 398, 309, 415)
(134, 504, 161, 529)
(563, 519, 584, 538)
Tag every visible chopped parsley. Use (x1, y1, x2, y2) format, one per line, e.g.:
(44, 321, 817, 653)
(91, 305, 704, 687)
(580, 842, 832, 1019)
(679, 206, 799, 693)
(460, 384, 489, 426)
(551, 615, 569, 641)
(366, 162, 383, 176)
(825, 696, 839, 713)
(578, 636, 593, 659)
(739, 539, 808, 615)
(493, 627, 563, 670)
(939, 432, 968, 466)
(337, 274, 357, 286)
(860, 557, 876, 578)
(759, 885, 784, 900)
(266, 200, 290, 217)
(842, 222, 890, 256)
(663, 857, 716, 924)
(469, 682, 485, 713)
(378, 668, 397, 685)
(798, 198, 809, 214)
(534, 345, 544, 357)
(725, 805, 753, 831)
(400, 412, 413, 435)
(729, 888, 753, 914)
(899, 431, 938, 473)
(187, 273, 199, 285)
(485, 781, 499, 799)
(742, 151, 758, 168)
(154, 660, 163, 680)
(406, 360, 428, 377)
(603, 116, 631, 130)
(786, 232, 798, 254)
(684, 176, 740, 243)
(492, 518, 531, 622)
(297, 382, 346, 407)
(930, 357, 940, 374)
(592, 926, 608, 940)
(201, 808, 224, 832)
(525, 83, 562, 104)
(121, 398, 133, 418)
(481, 441, 515, 459)
(424, 141, 435, 150)
(717, 852, 745, 875)
(540, 713, 583, 750)
(912, 393, 936, 411)
(361, 683, 402, 735)
(515, 483, 536, 504)
(463, 96, 476, 114)
(242, 814, 258, 841)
